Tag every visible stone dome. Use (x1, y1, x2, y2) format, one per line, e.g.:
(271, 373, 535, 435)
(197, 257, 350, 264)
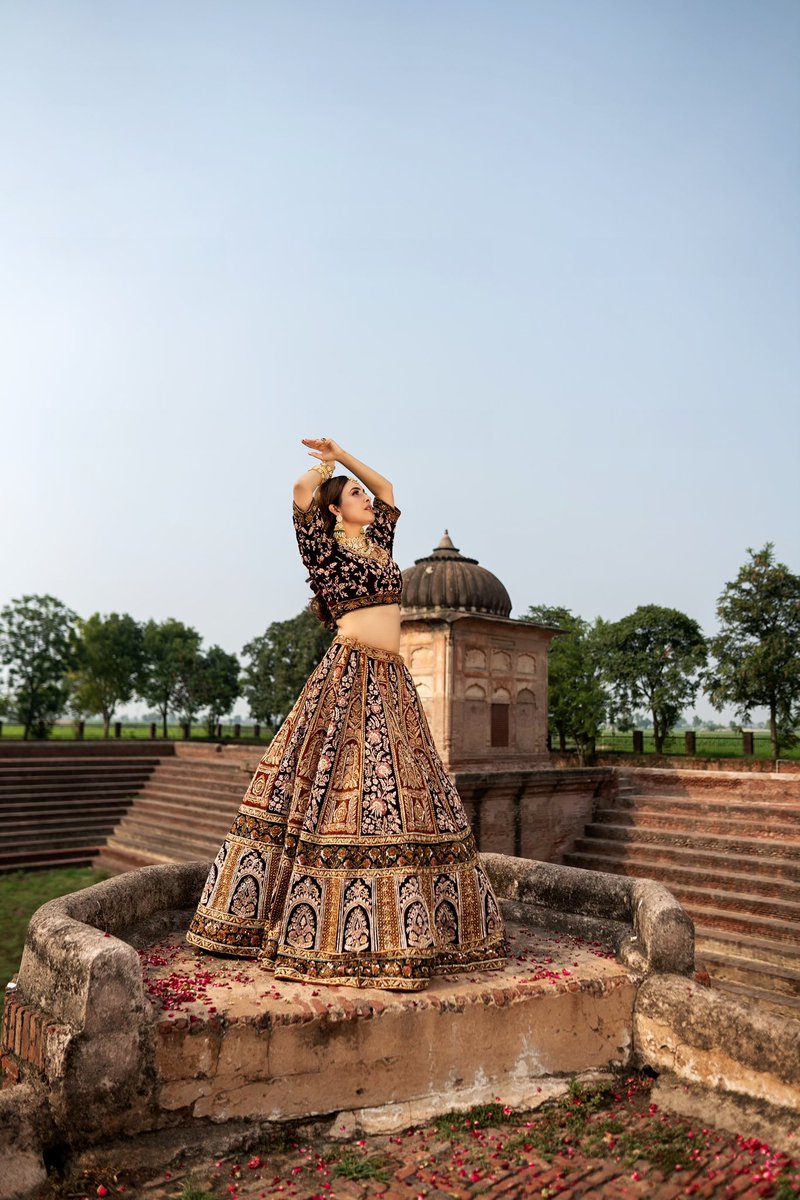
(401, 531, 512, 617)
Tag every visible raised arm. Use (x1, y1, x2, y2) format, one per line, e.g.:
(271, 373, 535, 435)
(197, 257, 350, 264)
(293, 464, 326, 512)
(298, 438, 395, 508)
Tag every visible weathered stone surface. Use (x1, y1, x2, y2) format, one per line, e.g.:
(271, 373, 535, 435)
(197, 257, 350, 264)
(0, 854, 711, 1200)
(155, 1023, 220, 1082)
(651, 1074, 800, 1158)
(625, 879, 695, 975)
(135, 908, 639, 1125)
(330, 1073, 594, 1136)
(16, 864, 208, 1030)
(0, 1084, 51, 1199)
(634, 973, 800, 1110)
(482, 853, 695, 978)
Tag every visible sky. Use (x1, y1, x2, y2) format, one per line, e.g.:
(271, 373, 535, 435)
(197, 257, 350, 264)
(1, 1, 798, 721)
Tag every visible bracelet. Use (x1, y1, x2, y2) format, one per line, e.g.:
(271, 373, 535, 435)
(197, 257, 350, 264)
(311, 460, 334, 483)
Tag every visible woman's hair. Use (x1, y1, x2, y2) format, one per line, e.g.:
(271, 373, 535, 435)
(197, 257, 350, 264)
(306, 474, 349, 630)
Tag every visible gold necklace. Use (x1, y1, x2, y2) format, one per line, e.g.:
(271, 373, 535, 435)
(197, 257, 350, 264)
(334, 526, 389, 564)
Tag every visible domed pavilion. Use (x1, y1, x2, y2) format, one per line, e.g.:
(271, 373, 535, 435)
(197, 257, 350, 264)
(399, 531, 565, 772)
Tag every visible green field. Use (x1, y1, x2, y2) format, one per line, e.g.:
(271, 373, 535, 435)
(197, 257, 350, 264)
(576, 729, 799, 759)
(0, 723, 796, 758)
(0, 867, 110, 987)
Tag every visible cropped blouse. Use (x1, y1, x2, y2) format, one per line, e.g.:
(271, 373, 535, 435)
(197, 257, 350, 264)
(292, 495, 404, 620)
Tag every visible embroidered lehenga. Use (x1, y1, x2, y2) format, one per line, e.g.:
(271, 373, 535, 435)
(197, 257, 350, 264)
(185, 492, 509, 990)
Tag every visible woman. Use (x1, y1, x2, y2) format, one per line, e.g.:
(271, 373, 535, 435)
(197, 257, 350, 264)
(186, 438, 509, 990)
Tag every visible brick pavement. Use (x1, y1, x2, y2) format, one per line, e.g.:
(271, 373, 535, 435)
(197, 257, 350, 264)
(43, 1071, 799, 1200)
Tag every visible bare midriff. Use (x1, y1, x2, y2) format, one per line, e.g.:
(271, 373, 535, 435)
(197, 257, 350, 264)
(335, 603, 402, 654)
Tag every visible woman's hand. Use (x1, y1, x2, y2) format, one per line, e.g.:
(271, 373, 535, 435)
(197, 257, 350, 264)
(302, 437, 342, 463)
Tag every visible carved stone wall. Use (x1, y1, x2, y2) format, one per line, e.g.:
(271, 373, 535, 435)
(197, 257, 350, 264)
(400, 612, 561, 773)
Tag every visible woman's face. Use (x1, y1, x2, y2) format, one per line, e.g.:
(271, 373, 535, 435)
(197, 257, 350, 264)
(332, 479, 374, 527)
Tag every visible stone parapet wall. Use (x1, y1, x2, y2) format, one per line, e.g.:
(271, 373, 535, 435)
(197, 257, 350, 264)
(0, 741, 175, 759)
(482, 853, 695, 977)
(1, 853, 796, 1198)
(634, 972, 800, 1120)
(456, 767, 615, 862)
(172, 742, 265, 768)
(550, 752, 800, 774)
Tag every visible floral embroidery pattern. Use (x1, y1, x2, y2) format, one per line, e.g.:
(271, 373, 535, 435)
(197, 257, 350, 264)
(186, 635, 509, 989)
(230, 875, 260, 919)
(285, 903, 317, 950)
(292, 495, 404, 619)
(342, 906, 371, 953)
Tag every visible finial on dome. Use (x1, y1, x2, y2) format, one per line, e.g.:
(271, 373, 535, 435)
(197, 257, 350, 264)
(403, 531, 512, 616)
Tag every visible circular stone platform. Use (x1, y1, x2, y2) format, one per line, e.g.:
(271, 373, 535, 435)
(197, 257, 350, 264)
(139, 910, 635, 1128)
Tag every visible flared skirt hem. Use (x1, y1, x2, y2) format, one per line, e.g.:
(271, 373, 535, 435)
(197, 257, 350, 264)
(185, 925, 508, 991)
(185, 633, 510, 990)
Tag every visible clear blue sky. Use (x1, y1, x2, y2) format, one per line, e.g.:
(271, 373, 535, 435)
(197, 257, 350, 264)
(2, 1, 798, 720)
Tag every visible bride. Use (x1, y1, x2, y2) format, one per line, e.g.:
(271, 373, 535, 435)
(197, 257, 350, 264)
(186, 438, 509, 990)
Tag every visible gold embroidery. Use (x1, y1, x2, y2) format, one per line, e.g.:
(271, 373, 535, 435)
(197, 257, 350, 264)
(186, 636, 509, 988)
(329, 591, 403, 619)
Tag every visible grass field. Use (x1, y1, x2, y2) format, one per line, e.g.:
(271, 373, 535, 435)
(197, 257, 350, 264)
(1, 724, 796, 757)
(592, 729, 800, 759)
(0, 866, 110, 986)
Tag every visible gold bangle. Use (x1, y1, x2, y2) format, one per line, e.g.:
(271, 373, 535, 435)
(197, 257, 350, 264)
(311, 460, 334, 483)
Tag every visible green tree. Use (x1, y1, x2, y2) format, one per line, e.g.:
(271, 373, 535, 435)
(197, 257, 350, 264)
(595, 605, 707, 755)
(194, 645, 241, 735)
(703, 542, 800, 760)
(136, 619, 202, 737)
(69, 612, 144, 737)
(242, 610, 334, 730)
(0, 594, 80, 738)
(520, 605, 607, 764)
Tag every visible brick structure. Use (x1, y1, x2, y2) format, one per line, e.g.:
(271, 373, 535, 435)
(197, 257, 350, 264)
(564, 766, 800, 1017)
(399, 531, 566, 773)
(0, 742, 163, 872)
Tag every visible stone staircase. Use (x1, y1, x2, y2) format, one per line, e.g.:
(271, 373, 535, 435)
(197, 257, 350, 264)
(563, 766, 800, 1018)
(94, 751, 255, 874)
(0, 753, 161, 872)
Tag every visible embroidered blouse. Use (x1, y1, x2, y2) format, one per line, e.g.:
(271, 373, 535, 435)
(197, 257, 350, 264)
(292, 495, 404, 620)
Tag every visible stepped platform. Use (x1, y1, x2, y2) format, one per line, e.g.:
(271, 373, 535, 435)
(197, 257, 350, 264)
(94, 743, 258, 874)
(0, 744, 170, 872)
(0, 853, 698, 1192)
(564, 766, 800, 1019)
(3, 853, 799, 1200)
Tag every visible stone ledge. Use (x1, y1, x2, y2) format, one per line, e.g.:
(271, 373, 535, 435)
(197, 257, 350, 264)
(144, 912, 637, 1124)
(634, 972, 800, 1112)
(0, 854, 697, 1200)
(482, 852, 695, 976)
(651, 1073, 800, 1159)
(16, 862, 209, 1031)
(453, 766, 616, 790)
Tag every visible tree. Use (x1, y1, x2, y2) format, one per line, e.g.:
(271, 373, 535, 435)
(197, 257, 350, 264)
(242, 610, 334, 730)
(0, 594, 80, 738)
(594, 605, 707, 755)
(520, 605, 607, 764)
(69, 613, 144, 737)
(136, 619, 202, 737)
(703, 543, 800, 759)
(194, 646, 241, 735)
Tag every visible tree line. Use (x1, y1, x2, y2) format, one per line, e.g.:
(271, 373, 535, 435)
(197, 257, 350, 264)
(0, 603, 333, 740)
(527, 543, 800, 761)
(1, 542, 798, 758)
